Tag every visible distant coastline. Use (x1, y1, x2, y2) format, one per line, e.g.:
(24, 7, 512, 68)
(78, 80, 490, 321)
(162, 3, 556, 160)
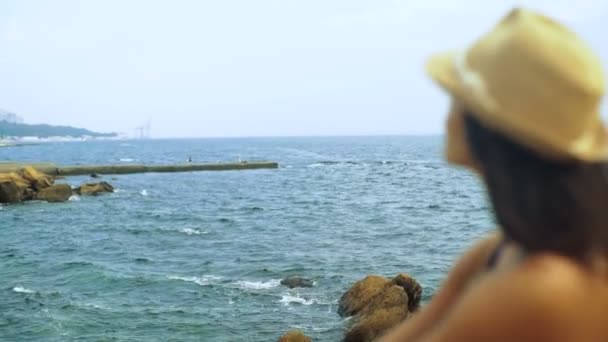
(0, 135, 126, 148)
(0, 109, 119, 142)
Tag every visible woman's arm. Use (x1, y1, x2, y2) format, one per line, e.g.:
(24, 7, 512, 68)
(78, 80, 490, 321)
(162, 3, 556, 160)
(378, 231, 502, 342)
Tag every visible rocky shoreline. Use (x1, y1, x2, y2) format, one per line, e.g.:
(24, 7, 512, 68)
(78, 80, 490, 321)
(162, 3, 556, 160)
(278, 273, 422, 342)
(0, 165, 114, 203)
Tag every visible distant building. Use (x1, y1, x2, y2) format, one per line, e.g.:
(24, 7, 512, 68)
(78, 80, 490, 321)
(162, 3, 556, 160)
(0, 109, 24, 124)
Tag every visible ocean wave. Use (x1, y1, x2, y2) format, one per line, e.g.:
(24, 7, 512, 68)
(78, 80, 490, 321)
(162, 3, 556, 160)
(179, 228, 208, 235)
(13, 286, 35, 294)
(168, 275, 222, 286)
(140, 189, 148, 196)
(279, 294, 315, 306)
(234, 279, 281, 290)
(68, 195, 81, 201)
(78, 302, 111, 311)
(308, 160, 402, 168)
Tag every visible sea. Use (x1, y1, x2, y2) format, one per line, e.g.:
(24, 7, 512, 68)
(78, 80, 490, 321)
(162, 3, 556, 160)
(0, 136, 493, 341)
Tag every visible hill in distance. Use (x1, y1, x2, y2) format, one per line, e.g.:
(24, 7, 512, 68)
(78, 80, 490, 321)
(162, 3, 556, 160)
(0, 109, 117, 138)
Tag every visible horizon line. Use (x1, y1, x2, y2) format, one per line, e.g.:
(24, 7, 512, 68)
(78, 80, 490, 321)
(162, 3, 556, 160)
(138, 133, 445, 140)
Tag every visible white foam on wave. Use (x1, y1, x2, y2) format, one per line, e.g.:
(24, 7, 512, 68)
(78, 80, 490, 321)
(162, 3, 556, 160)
(120, 158, 134, 162)
(140, 189, 148, 196)
(307, 163, 324, 168)
(168, 275, 222, 286)
(235, 279, 281, 290)
(81, 302, 110, 310)
(68, 195, 81, 202)
(114, 189, 126, 193)
(280, 294, 315, 306)
(13, 286, 35, 294)
(179, 228, 208, 235)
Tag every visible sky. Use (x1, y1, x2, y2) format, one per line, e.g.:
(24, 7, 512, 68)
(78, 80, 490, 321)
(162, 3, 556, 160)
(0, 0, 607, 138)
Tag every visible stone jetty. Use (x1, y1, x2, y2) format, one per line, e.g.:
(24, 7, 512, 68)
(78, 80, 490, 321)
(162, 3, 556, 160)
(0, 161, 279, 176)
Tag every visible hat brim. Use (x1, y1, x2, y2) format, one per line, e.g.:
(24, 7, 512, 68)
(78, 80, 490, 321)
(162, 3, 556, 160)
(425, 51, 490, 117)
(426, 51, 462, 98)
(425, 51, 608, 162)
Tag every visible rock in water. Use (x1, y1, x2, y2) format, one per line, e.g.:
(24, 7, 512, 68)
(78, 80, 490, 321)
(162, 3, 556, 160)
(0, 173, 31, 203)
(338, 275, 389, 317)
(0, 180, 23, 203)
(391, 273, 422, 312)
(338, 274, 423, 342)
(277, 331, 312, 342)
(35, 184, 73, 203)
(344, 285, 409, 342)
(280, 276, 314, 289)
(76, 181, 114, 196)
(19, 166, 54, 190)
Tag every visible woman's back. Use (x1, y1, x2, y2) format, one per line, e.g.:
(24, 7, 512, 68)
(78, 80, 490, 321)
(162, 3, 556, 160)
(484, 244, 608, 341)
(476, 248, 608, 341)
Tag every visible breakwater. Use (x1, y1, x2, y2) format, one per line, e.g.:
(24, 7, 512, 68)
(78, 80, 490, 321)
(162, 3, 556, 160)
(0, 161, 279, 176)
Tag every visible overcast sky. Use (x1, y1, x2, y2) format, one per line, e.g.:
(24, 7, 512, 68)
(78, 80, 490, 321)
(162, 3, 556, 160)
(1, 0, 607, 138)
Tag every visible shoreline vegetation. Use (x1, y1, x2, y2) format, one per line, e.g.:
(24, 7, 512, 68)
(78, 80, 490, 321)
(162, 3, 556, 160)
(0, 114, 117, 139)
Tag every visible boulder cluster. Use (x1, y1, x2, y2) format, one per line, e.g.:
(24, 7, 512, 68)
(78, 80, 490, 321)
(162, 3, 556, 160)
(0, 166, 114, 203)
(277, 273, 422, 342)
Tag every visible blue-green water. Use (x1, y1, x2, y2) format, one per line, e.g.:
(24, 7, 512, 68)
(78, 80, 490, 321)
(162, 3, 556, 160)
(0, 137, 492, 341)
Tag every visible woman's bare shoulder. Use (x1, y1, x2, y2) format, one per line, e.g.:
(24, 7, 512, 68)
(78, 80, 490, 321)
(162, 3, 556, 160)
(420, 254, 594, 341)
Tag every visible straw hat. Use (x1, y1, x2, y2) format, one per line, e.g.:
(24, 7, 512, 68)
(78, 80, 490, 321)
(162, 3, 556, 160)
(427, 8, 608, 162)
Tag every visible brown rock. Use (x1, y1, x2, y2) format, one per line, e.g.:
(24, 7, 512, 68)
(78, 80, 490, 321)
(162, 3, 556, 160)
(339, 274, 423, 342)
(0, 173, 31, 203)
(0, 172, 30, 189)
(35, 184, 73, 203)
(277, 331, 312, 342)
(76, 181, 114, 196)
(20, 166, 54, 190)
(344, 285, 409, 342)
(338, 275, 390, 317)
(391, 273, 422, 312)
(0, 180, 23, 203)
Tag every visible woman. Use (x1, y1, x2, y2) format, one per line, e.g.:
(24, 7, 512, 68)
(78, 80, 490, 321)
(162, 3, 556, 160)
(380, 8, 608, 341)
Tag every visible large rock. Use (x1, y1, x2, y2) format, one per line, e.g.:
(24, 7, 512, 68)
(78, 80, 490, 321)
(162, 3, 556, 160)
(339, 274, 423, 342)
(392, 273, 422, 312)
(344, 285, 409, 342)
(0, 173, 31, 203)
(277, 331, 312, 342)
(0, 180, 23, 203)
(338, 275, 390, 317)
(19, 166, 54, 190)
(75, 181, 114, 196)
(281, 276, 314, 289)
(35, 184, 73, 203)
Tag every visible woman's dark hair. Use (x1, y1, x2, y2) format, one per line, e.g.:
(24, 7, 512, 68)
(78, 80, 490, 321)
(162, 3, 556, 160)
(463, 114, 608, 261)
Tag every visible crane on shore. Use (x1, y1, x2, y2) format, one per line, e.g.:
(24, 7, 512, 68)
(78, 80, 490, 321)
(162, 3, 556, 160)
(133, 121, 151, 139)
